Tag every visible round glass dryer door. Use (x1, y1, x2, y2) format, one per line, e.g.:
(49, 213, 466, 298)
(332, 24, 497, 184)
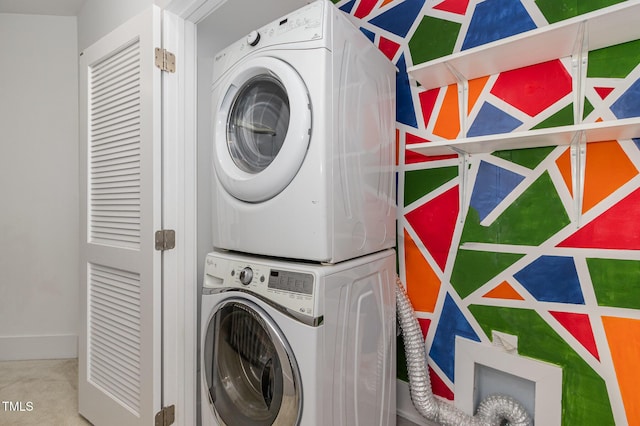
(213, 56, 312, 203)
(203, 299, 301, 425)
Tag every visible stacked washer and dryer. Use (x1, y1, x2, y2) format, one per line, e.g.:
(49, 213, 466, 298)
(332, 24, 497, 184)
(201, 1, 397, 424)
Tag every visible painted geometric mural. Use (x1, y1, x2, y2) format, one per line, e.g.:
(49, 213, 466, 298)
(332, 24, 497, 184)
(333, 0, 640, 424)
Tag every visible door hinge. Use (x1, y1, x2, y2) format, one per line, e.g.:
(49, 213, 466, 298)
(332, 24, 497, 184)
(155, 405, 175, 426)
(155, 229, 176, 251)
(155, 48, 176, 73)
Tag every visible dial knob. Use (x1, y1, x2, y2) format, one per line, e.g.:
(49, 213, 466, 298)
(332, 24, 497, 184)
(239, 267, 253, 285)
(247, 30, 261, 47)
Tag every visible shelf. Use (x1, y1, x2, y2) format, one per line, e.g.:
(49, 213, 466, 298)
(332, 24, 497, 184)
(406, 117, 640, 156)
(407, 1, 640, 91)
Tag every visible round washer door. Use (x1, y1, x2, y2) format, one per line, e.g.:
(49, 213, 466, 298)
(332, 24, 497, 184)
(213, 56, 312, 203)
(203, 298, 301, 426)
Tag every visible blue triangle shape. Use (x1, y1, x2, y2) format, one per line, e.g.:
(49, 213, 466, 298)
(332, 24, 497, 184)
(396, 54, 418, 127)
(360, 26, 375, 43)
(468, 103, 523, 137)
(515, 256, 585, 304)
(611, 78, 640, 119)
(339, 0, 356, 13)
(470, 161, 525, 221)
(369, 0, 425, 38)
(429, 294, 480, 382)
(462, 0, 536, 50)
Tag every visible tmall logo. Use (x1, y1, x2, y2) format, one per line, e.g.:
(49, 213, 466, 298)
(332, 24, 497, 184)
(2, 401, 34, 412)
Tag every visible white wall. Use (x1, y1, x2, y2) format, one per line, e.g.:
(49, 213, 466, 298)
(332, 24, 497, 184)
(0, 13, 79, 360)
(77, 0, 170, 52)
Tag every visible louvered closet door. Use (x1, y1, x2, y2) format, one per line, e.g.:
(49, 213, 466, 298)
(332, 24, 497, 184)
(78, 6, 162, 426)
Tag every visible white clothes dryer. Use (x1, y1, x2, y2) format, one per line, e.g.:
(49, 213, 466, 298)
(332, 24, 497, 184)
(200, 249, 396, 426)
(210, 0, 396, 263)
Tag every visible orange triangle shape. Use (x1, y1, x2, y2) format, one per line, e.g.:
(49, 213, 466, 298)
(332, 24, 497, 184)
(468, 76, 489, 114)
(555, 147, 572, 197)
(582, 140, 639, 213)
(602, 316, 640, 425)
(483, 281, 525, 301)
(404, 230, 442, 313)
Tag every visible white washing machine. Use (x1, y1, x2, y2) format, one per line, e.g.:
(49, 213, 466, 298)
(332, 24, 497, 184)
(200, 249, 396, 425)
(210, 0, 396, 264)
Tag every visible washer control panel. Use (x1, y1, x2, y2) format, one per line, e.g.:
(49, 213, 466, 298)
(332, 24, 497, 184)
(204, 254, 317, 319)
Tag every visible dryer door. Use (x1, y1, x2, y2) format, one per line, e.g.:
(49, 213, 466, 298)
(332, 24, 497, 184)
(203, 298, 301, 425)
(213, 56, 311, 203)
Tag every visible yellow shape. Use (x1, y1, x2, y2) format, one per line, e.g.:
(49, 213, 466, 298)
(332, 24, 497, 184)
(433, 84, 460, 140)
(583, 141, 638, 213)
(404, 230, 441, 313)
(468, 76, 489, 114)
(602, 316, 640, 426)
(483, 281, 525, 301)
(555, 147, 572, 197)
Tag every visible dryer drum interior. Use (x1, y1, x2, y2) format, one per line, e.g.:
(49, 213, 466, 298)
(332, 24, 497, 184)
(204, 300, 300, 425)
(226, 74, 291, 174)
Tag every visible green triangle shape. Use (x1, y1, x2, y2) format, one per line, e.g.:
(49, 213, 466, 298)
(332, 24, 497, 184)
(409, 16, 460, 65)
(532, 103, 574, 130)
(460, 171, 570, 246)
(588, 39, 640, 78)
(404, 166, 458, 206)
(536, 0, 625, 24)
(587, 258, 640, 309)
(493, 146, 556, 170)
(583, 98, 595, 120)
(450, 250, 524, 298)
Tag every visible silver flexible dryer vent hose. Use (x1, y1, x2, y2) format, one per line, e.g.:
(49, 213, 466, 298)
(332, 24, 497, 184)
(395, 277, 532, 426)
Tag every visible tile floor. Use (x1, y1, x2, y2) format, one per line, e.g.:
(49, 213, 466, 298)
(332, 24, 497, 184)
(0, 358, 90, 426)
(0, 358, 433, 425)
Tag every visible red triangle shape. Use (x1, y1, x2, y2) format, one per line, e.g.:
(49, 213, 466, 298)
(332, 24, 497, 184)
(419, 88, 439, 127)
(429, 366, 454, 400)
(418, 318, 431, 340)
(354, 0, 377, 18)
(433, 0, 470, 15)
(378, 36, 400, 61)
(405, 185, 459, 271)
(550, 311, 600, 360)
(406, 132, 429, 145)
(594, 86, 615, 99)
(558, 188, 640, 250)
(405, 132, 457, 164)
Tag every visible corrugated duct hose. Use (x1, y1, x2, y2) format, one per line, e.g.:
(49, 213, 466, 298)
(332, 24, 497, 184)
(395, 277, 533, 426)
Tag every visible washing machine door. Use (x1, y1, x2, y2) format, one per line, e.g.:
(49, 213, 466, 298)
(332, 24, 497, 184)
(213, 56, 311, 202)
(203, 298, 301, 425)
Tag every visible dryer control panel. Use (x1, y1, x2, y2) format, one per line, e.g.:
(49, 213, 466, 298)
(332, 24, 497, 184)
(212, 0, 326, 82)
(204, 254, 318, 322)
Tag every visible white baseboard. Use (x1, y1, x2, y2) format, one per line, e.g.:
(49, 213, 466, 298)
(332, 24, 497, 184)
(0, 334, 78, 361)
(397, 379, 441, 426)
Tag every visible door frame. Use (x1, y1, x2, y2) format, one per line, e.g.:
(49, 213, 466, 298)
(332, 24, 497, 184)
(161, 1, 225, 425)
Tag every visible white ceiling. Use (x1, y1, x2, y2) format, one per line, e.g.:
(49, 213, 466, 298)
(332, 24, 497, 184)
(0, 0, 85, 16)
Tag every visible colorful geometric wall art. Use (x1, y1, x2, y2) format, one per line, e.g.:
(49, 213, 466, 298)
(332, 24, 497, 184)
(336, 0, 640, 422)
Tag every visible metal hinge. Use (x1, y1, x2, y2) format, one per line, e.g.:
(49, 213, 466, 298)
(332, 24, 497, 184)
(155, 405, 175, 426)
(155, 229, 176, 251)
(155, 48, 175, 73)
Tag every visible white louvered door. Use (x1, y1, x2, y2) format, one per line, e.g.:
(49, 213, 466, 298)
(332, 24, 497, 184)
(79, 6, 162, 426)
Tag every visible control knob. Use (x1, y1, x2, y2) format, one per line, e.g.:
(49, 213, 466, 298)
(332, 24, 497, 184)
(247, 30, 261, 47)
(239, 267, 253, 286)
